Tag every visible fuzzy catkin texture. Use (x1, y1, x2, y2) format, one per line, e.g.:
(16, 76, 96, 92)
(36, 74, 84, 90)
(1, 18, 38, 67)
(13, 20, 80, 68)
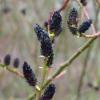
(44, 11, 62, 36)
(33, 24, 49, 42)
(78, 19, 92, 33)
(23, 62, 37, 86)
(40, 83, 56, 100)
(33, 24, 54, 66)
(13, 58, 20, 68)
(67, 8, 78, 35)
(3, 54, 11, 66)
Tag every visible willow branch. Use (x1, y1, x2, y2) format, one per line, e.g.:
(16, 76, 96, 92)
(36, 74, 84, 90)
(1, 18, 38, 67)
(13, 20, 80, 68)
(81, 31, 100, 38)
(42, 37, 97, 90)
(0, 64, 24, 77)
(76, 45, 93, 100)
(28, 34, 98, 100)
(59, 0, 70, 12)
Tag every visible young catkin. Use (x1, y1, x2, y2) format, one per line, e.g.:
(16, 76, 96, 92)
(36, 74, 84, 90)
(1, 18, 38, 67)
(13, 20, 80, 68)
(23, 62, 37, 86)
(44, 11, 62, 36)
(78, 19, 92, 33)
(33, 24, 54, 66)
(3, 54, 11, 66)
(67, 8, 78, 35)
(39, 83, 56, 100)
(13, 58, 20, 68)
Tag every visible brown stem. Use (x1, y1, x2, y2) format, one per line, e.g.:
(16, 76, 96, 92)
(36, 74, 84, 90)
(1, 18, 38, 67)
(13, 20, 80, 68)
(59, 0, 69, 12)
(82, 32, 100, 38)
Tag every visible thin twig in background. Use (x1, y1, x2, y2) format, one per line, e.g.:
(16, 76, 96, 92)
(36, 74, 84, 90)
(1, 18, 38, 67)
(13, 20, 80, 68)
(59, 0, 69, 12)
(76, 45, 93, 100)
(0, 64, 24, 77)
(76, 6, 100, 100)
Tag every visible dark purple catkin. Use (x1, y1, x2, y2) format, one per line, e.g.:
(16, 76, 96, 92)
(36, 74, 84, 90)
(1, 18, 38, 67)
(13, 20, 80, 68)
(40, 37, 53, 57)
(67, 8, 78, 35)
(33, 24, 49, 41)
(3, 54, 11, 66)
(33, 24, 54, 66)
(80, 0, 87, 6)
(13, 58, 20, 68)
(78, 19, 92, 33)
(23, 62, 37, 86)
(44, 11, 62, 36)
(40, 83, 56, 100)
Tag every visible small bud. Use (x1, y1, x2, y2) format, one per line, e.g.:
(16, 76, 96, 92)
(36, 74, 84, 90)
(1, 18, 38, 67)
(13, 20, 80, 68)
(67, 8, 78, 35)
(78, 19, 92, 33)
(40, 83, 56, 100)
(80, 0, 87, 6)
(23, 62, 37, 86)
(4, 54, 11, 66)
(13, 58, 20, 68)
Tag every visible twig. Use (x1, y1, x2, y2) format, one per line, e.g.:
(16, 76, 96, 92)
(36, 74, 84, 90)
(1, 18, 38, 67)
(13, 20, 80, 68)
(42, 37, 97, 90)
(0, 64, 24, 77)
(29, 35, 98, 99)
(95, 0, 100, 7)
(59, 0, 69, 12)
(81, 31, 100, 38)
(76, 6, 100, 100)
(36, 58, 48, 100)
(76, 45, 93, 100)
(0, 63, 40, 98)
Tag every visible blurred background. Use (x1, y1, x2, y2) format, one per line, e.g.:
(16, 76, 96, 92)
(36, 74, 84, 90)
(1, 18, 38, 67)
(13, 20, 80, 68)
(0, 0, 100, 100)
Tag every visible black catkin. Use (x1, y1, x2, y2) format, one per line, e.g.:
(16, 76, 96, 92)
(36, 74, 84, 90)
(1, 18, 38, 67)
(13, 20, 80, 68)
(78, 19, 92, 33)
(13, 58, 20, 68)
(80, 0, 87, 6)
(33, 24, 49, 41)
(44, 11, 62, 36)
(40, 83, 56, 100)
(67, 8, 78, 35)
(33, 24, 54, 66)
(4, 54, 11, 66)
(23, 62, 37, 86)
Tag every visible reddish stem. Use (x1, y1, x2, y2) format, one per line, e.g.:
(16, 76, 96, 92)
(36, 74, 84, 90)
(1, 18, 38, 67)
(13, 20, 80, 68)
(59, 0, 69, 12)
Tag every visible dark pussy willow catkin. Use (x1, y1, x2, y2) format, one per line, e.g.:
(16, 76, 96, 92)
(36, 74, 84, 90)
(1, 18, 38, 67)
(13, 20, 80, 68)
(67, 8, 78, 35)
(13, 58, 20, 68)
(39, 83, 56, 100)
(23, 61, 37, 86)
(78, 19, 92, 33)
(44, 11, 62, 36)
(4, 54, 11, 66)
(33, 24, 53, 66)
